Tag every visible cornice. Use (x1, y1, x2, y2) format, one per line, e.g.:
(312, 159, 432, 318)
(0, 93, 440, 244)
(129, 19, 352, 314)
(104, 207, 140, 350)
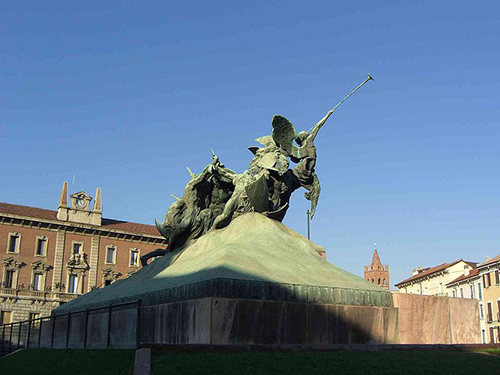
(395, 270, 448, 288)
(0, 212, 166, 244)
(476, 263, 500, 273)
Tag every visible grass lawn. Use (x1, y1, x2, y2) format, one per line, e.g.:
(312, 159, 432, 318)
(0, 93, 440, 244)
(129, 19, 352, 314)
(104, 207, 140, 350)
(151, 350, 500, 375)
(0, 349, 135, 375)
(1, 348, 499, 375)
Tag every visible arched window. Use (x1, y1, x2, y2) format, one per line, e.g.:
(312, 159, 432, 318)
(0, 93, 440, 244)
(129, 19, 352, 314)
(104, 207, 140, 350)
(371, 278, 374, 283)
(378, 278, 381, 285)
(383, 279, 386, 285)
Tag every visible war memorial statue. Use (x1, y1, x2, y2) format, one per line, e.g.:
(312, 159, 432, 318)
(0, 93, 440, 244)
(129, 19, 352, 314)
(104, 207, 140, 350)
(51, 75, 481, 348)
(141, 75, 374, 265)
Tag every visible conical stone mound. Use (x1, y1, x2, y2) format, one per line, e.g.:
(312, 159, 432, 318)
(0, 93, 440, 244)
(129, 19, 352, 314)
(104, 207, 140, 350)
(55, 213, 392, 314)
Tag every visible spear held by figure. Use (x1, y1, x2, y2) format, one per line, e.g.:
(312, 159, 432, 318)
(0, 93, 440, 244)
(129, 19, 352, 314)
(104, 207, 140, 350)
(270, 74, 374, 220)
(308, 73, 374, 137)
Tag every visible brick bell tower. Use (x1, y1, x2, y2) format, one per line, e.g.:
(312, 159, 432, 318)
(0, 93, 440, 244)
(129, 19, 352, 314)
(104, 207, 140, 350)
(364, 243, 390, 290)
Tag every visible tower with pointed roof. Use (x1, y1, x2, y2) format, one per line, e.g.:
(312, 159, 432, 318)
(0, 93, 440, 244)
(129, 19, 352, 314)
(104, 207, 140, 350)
(364, 243, 390, 290)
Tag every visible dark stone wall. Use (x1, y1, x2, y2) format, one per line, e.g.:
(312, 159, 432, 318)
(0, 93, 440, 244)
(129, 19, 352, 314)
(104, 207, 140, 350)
(139, 297, 399, 345)
(35, 293, 482, 348)
(209, 298, 399, 345)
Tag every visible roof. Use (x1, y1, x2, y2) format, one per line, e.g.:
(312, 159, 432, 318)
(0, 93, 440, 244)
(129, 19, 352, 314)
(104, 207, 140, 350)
(446, 268, 480, 286)
(0, 202, 161, 237)
(395, 259, 477, 287)
(370, 248, 382, 266)
(477, 254, 500, 269)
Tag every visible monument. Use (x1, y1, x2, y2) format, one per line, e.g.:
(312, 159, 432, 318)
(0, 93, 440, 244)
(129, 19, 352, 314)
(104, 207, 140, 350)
(49, 76, 480, 347)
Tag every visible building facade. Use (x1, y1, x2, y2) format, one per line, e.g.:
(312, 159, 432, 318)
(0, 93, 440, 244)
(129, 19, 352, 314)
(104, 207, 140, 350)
(475, 255, 500, 344)
(395, 259, 477, 296)
(364, 245, 390, 290)
(0, 182, 166, 324)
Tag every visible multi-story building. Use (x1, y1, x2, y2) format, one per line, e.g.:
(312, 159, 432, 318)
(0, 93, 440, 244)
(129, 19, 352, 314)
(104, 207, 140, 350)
(364, 244, 390, 290)
(395, 259, 477, 296)
(446, 268, 486, 343)
(0, 182, 166, 324)
(475, 255, 500, 343)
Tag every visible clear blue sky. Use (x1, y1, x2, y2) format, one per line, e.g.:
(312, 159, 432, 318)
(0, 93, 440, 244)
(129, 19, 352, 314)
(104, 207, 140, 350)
(2, 1, 499, 287)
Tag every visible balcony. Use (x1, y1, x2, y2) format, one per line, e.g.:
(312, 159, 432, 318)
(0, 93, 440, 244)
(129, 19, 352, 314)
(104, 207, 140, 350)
(0, 286, 79, 304)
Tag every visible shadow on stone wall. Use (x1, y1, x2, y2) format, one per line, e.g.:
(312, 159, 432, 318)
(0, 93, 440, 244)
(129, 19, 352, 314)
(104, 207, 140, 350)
(131, 267, 398, 346)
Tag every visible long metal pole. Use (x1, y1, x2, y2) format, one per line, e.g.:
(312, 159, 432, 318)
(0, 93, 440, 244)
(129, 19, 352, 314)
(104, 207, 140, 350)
(106, 305, 113, 348)
(50, 316, 56, 348)
(65, 313, 71, 348)
(136, 300, 142, 349)
(2, 324, 5, 352)
(37, 319, 43, 348)
(26, 317, 32, 349)
(17, 322, 21, 349)
(9, 323, 13, 352)
(306, 210, 310, 240)
(83, 310, 89, 349)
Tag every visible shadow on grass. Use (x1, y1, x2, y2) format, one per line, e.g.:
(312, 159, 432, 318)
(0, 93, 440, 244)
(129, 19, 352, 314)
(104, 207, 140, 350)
(0, 349, 135, 375)
(151, 350, 500, 375)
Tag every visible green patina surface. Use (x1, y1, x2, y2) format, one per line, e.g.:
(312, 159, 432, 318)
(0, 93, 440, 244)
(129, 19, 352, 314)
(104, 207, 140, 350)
(55, 213, 392, 313)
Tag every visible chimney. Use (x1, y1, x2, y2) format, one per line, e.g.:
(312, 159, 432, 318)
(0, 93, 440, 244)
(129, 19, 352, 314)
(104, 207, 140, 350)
(412, 266, 423, 276)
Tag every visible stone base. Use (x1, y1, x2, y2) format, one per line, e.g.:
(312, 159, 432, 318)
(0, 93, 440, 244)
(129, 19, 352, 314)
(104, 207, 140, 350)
(393, 293, 481, 344)
(140, 297, 399, 345)
(13, 293, 481, 350)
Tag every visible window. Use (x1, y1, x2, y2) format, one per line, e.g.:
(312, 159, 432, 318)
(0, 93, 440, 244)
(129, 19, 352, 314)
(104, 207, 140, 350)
(496, 270, 500, 285)
(73, 243, 82, 255)
(4, 269, 15, 288)
(35, 237, 47, 256)
(32, 273, 42, 291)
(0, 311, 12, 324)
(377, 278, 381, 285)
(479, 304, 484, 319)
(452, 290, 457, 298)
(487, 302, 493, 322)
(130, 249, 139, 267)
(68, 274, 78, 294)
(7, 233, 20, 253)
(470, 284, 474, 299)
(106, 246, 116, 264)
(498, 300, 500, 321)
(460, 288, 464, 298)
(484, 273, 492, 288)
(383, 279, 386, 286)
(482, 329, 486, 344)
(104, 279, 112, 287)
(478, 282, 483, 299)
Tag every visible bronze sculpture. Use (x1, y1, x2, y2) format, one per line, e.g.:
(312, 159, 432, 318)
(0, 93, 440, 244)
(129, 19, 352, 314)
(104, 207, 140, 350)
(141, 75, 373, 266)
